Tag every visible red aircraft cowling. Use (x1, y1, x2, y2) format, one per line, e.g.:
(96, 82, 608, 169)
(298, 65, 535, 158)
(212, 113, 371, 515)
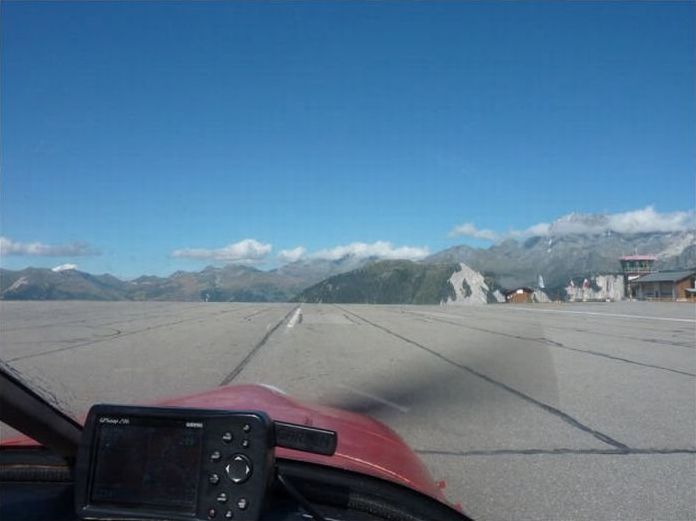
(1, 384, 451, 507)
(158, 384, 447, 503)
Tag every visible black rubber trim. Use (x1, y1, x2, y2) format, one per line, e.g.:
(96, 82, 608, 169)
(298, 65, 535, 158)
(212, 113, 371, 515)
(275, 459, 474, 521)
(0, 447, 73, 482)
(0, 465, 72, 483)
(0, 364, 81, 460)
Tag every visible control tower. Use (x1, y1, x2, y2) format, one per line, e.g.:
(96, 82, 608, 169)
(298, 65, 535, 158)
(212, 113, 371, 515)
(620, 255, 656, 298)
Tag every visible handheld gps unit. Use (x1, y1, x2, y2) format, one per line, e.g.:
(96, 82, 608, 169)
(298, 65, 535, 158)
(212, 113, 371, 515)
(75, 405, 276, 521)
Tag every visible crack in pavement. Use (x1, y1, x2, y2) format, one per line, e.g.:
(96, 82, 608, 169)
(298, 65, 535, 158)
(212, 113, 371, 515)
(219, 305, 300, 386)
(335, 305, 630, 451)
(545, 326, 695, 350)
(243, 308, 270, 321)
(417, 447, 696, 457)
(0, 304, 208, 332)
(457, 309, 696, 349)
(7, 306, 260, 363)
(540, 337, 696, 377)
(406, 311, 696, 378)
(342, 313, 360, 325)
(468, 313, 695, 350)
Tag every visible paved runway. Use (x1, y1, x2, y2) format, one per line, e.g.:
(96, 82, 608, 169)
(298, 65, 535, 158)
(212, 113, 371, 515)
(1, 301, 694, 520)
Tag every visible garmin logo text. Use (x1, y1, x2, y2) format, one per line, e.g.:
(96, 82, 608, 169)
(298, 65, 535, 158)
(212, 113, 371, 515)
(186, 422, 203, 428)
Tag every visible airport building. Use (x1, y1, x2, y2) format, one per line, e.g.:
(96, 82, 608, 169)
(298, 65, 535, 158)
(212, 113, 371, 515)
(620, 255, 656, 298)
(630, 270, 696, 301)
(503, 287, 534, 304)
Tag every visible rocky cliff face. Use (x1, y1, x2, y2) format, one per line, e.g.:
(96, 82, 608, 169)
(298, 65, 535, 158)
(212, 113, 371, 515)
(445, 263, 502, 305)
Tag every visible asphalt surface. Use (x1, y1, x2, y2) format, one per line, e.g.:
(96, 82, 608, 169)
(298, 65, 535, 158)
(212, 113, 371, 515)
(1, 301, 694, 521)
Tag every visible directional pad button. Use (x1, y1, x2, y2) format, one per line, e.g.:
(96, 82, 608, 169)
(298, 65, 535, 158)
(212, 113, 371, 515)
(225, 454, 252, 484)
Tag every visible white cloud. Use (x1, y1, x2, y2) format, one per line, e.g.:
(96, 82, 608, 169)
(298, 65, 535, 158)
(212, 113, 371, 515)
(507, 222, 551, 239)
(0, 237, 99, 257)
(278, 246, 306, 263)
(52, 264, 78, 272)
(448, 222, 498, 241)
(513, 207, 694, 238)
(171, 239, 272, 262)
(311, 241, 430, 261)
(452, 206, 694, 242)
(604, 207, 694, 234)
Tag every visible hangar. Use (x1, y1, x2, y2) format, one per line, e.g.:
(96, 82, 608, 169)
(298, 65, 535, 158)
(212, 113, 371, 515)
(630, 270, 696, 301)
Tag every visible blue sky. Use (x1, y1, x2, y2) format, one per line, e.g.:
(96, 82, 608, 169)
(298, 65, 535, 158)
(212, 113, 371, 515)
(1, 1, 694, 277)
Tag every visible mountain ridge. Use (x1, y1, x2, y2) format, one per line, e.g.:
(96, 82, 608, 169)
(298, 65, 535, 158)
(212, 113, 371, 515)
(2, 230, 693, 302)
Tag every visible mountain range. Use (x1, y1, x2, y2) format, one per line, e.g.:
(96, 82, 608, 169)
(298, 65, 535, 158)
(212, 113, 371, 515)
(0, 256, 373, 302)
(1, 229, 693, 303)
(427, 230, 695, 297)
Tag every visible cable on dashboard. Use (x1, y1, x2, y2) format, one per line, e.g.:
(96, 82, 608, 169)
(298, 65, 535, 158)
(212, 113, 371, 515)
(276, 471, 328, 521)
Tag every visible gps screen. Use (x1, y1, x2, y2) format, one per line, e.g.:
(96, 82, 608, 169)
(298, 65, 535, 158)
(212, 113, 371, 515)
(90, 419, 203, 513)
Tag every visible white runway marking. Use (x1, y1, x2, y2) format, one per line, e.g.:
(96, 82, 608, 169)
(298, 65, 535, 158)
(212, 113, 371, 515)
(287, 307, 303, 328)
(499, 306, 696, 323)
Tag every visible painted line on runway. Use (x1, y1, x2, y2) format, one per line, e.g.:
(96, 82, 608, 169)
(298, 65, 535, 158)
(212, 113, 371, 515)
(500, 307, 696, 323)
(338, 384, 410, 413)
(219, 305, 299, 386)
(336, 305, 630, 451)
(287, 307, 303, 328)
